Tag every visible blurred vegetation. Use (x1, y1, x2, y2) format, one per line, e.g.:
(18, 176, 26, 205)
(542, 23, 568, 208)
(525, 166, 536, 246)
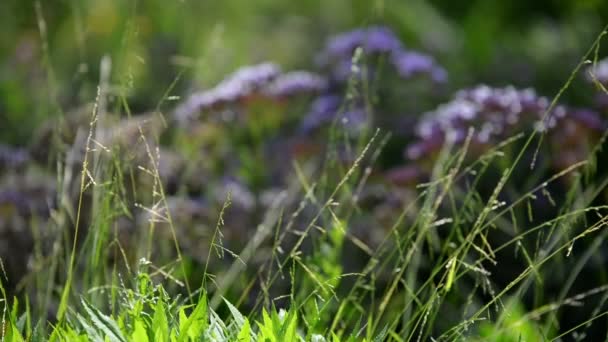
(2, 1, 608, 340)
(1, 0, 607, 144)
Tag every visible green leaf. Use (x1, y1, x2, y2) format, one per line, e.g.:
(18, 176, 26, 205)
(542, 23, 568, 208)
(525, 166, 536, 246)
(57, 284, 71, 322)
(237, 319, 251, 342)
(262, 308, 273, 332)
(10, 297, 18, 324)
(131, 319, 149, 342)
(6, 321, 26, 342)
(178, 294, 208, 341)
(372, 325, 389, 342)
(170, 328, 179, 342)
(224, 297, 245, 329)
(257, 309, 276, 342)
(281, 309, 298, 341)
(48, 326, 62, 342)
(75, 312, 104, 342)
(81, 299, 127, 342)
(152, 297, 169, 342)
(178, 307, 189, 335)
(270, 308, 283, 338)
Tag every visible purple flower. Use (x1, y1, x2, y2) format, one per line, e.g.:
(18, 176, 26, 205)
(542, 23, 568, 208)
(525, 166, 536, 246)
(299, 95, 368, 133)
(0, 190, 31, 215)
(406, 129, 445, 160)
(390, 51, 447, 83)
(586, 57, 608, 85)
(330, 58, 364, 82)
(174, 62, 281, 122)
(585, 57, 608, 112)
(173, 92, 216, 123)
(363, 26, 404, 53)
(0, 144, 29, 171)
(568, 109, 607, 131)
(317, 26, 447, 85)
(417, 85, 540, 144)
(406, 85, 605, 161)
(225, 62, 281, 89)
(262, 71, 328, 98)
(339, 108, 368, 132)
(299, 95, 342, 133)
(321, 29, 366, 62)
(318, 26, 403, 64)
(217, 177, 256, 211)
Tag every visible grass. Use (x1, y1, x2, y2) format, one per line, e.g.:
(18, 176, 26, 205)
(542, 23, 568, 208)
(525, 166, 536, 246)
(2, 7, 608, 342)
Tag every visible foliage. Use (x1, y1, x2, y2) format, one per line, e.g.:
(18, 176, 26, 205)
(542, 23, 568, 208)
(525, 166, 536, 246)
(2, 1, 608, 341)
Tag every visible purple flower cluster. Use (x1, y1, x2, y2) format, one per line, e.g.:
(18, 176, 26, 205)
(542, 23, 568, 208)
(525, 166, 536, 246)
(217, 177, 256, 211)
(0, 184, 55, 218)
(174, 62, 281, 122)
(299, 26, 447, 134)
(173, 26, 446, 136)
(317, 26, 403, 64)
(0, 190, 31, 215)
(300, 95, 341, 130)
(406, 85, 605, 160)
(391, 51, 447, 83)
(0, 144, 30, 171)
(316, 26, 446, 83)
(174, 63, 327, 123)
(299, 95, 367, 133)
(263, 71, 328, 99)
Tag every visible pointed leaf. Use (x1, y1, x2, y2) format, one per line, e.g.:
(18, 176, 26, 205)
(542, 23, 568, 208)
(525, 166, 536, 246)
(372, 325, 389, 342)
(282, 308, 298, 340)
(224, 297, 245, 328)
(81, 299, 127, 342)
(131, 319, 149, 342)
(152, 298, 169, 342)
(237, 319, 251, 342)
(179, 295, 208, 341)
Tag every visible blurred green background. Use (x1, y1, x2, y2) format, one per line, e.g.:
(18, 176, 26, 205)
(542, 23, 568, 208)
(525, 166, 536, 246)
(1, 0, 607, 145)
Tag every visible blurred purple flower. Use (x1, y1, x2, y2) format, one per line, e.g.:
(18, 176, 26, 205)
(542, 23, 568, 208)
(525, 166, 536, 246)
(407, 85, 605, 160)
(318, 26, 402, 64)
(321, 29, 365, 62)
(318, 26, 447, 85)
(228, 62, 281, 87)
(0, 190, 31, 215)
(330, 58, 364, 82)
(299, 95, 342, 133)
(217, 177, 256, 211)
(337, 108, 368, 133)
(299, 94, 369, 133)
(568, 109, 607, 131)
(406, 131, 445, 160)
(364, 26, 403, 52)
(0, 144, 29, 171)
(586, 57, 608, 85)
(174, 62, 281, 123)
(390, 51, 447, 83)
(263, 71, 328, 98)
(585, 57, 608, 112)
